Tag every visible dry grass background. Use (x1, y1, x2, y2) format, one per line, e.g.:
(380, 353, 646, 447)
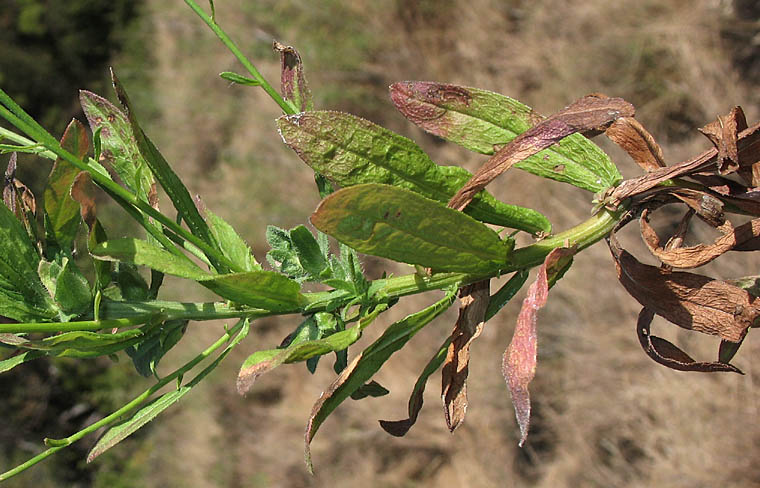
(38, 0, 760, 486)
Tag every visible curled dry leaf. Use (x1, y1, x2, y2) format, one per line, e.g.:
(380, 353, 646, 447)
(440, 280, 490, 432)
(273, 41, 313, 112)
(636, 307, 742, 373)
(640, 208, 760, 268)
(609, 120, 760, 205)
(448, 95, 634, 211)
(502, 247, 574, 446)
(3, 152, 36, 224)
(698, 106, 748, 176)
(609, 235, 758, 342)
(606, 117, 665, 172)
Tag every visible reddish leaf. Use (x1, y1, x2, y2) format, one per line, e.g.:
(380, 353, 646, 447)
(636, 307, 742, 373)
(502, 248, 573, 446)
(448, 95, 634, 211)
(440, 280, 489, 431)
(609, 236, 757, 342)
(606, 117, 665, 172)
(274, 41, 313, 112)
(640, 208, 760, 268)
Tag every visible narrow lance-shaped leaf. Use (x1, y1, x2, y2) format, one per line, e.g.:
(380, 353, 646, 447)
(311, 183, 512, 274)
(305, 291, 456, 473)
(502, 248, 573, 446)
(110, 70, 225, 272)
(44, 119, 89, 253)
(441, 280, 490, 431)
(390, 82, 623, 192)
(87, 319, 250, 462)
(278, 111, 551, 235)
(449, 95, 635, 212)
(92, 238, 304, 311)
(198, 198, 260, 272)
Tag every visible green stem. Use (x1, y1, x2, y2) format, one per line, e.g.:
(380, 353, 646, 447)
(183, 0, 296, 115)
(0, 319, 247, 482)
(0, 92, 239, 273)
(0, 127, 57, 160)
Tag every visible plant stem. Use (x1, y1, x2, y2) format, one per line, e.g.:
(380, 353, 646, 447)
(183, 0, 296, 115)
(0, 319, 247, 482)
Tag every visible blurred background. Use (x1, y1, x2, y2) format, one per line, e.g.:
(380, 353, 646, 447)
(1, 0, 759, 486)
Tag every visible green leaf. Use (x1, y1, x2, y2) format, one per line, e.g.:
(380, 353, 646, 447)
(349, 380, 389, 400)
(0, 202, 57, 322)
(204, 206, 259, 271)
(43, 119, 88, 253)
(305, 291, 456, 472)
(289, 225, 328, 278)
(484, 270, 530, 321)
(87, 319, 250, 463)
(3, 329, 145, 358)
(219, 71, 260, 86)
(93, 238, 303, 311)
(277, 111, 550, 235)
(126, 319, 187, 377)
(53, 257, 92, 320)
(109, 71, 224, 272)
(390, 81, 622, 192)
(79, 90, 154, 201)
(237, 324, 362, 394)
(0, 350, 46, 374)
(311, 183, 512, 273)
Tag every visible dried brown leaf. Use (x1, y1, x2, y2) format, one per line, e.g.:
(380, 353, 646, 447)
(441, 280, 490, 431)
(70, 172, 97, 231)
(640, 208, 760, 268)
(609, 120, 760, 204)
(606, 117, 665, 172)
(274, 41, 313, 112)
(636, 307, 742, 373)
(609, 236, 758, 342)
(448, 95, 634, 211)
(698, 106, 748, 176)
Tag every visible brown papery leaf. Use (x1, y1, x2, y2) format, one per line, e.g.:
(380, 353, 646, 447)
(608, 236, 758, 342)
(448, 95, 634, 211)
(640, 209, 760, 268)
(502, 248, 574, 446)
(609, 120, 760, 205)
(273, 41, 312, 112)
(70, 172, 97, 230)
(606, 117, 665, 172)
(698, 106, 748, 176)
(440, 280, 490, 431)
(636, 308, 743, 373)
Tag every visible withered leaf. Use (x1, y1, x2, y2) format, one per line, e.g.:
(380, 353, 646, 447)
(274, 41, 313, 112)
(441, 280, 490, 432)
(698, 106, 748, 176)
(609, 120, 760, 205)
(606, 117, 665, 172)
(448, 95, 634, 211)
(502, 247, 574, 446)
(636, 307, 742, 373)
(609, 236, 758, 342)
(640, 209, 760, 269)
(3, 152, 36, 224)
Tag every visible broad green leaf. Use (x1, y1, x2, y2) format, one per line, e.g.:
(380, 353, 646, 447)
(79, 90, 154, 201)
(110, 72, 224, 272)
(204, 206, 259, 272)
(390, 81, 622, 192)
(0, 202, 57, 322)
(44, 119, 88, 253)
(88, 319, 250, 462)
(289, 225, 328, 278)
(277, 111, 550, 235)
(93, 238, 303, 311)
(3, 329, 144, 358)
(53, 257, 92, 320)
(311, 183, 512, 274)
(305, 291, 456, 472)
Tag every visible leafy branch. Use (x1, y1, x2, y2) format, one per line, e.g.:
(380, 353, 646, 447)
(0, 1, 758, 482)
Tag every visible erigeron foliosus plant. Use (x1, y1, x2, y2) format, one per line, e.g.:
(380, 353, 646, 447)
(1, 0, 759, 480)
